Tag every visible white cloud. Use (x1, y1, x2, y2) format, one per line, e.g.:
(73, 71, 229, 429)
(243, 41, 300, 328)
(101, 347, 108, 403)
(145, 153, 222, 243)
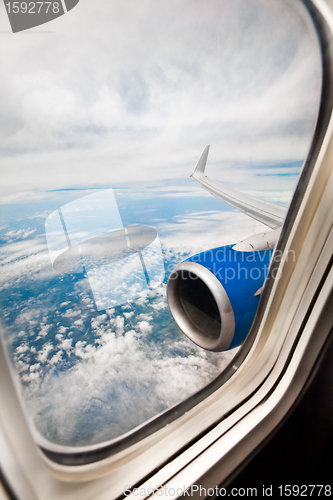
(30, 363, 41, 372)
(151, 301, 168, 311)
(0, 238, 47, 265)
(111, 315, 125, 335)
(137, 321, 153, 335)
(15, 343, 29, 355)
(39, 324, 51, 337)
(22, 371, 41, 383)
(37, 343, 54, 363)
(60, 339, 72, 352)
(2, 255, 242, 448)
(137, 313, 153, 322)
(50, 351, 63, 365)
(160, 210, 268, 256)
(0, 0, 321, 204)
(124, 311, 134, 319)
(22, 311, 239, 446)
(4, 228, 36, 242)
(64, 308, 81, 318)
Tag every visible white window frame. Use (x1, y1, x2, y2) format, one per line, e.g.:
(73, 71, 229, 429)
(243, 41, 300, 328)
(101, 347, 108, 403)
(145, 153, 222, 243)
(1, 0, 333, 498)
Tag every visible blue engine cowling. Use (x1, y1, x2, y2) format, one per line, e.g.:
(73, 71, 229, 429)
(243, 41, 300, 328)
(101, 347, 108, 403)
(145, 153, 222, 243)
(167, 244, 273, 351)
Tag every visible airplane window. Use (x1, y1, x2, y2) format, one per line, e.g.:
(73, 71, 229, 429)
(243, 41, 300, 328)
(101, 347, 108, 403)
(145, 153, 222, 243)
(0, 0, 321, 452)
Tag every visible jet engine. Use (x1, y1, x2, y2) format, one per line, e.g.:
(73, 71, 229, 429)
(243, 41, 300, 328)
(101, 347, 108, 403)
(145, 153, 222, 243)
(167, 244, 273, 351)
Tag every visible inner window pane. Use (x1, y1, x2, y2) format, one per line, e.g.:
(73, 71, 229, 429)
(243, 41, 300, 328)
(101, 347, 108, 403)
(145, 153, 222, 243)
(0, 0, 321, 448)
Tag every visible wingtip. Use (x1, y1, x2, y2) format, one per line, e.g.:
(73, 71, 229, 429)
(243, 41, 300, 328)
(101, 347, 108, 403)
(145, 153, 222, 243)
(190, 145, 210, 179)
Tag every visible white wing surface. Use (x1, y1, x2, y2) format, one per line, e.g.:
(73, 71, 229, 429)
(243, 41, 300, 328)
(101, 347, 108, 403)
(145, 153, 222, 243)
(191, 146, 287, 229)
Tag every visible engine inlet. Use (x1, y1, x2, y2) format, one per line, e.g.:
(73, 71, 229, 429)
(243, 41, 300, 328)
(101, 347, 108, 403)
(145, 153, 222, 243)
(167, 262, 235, 351)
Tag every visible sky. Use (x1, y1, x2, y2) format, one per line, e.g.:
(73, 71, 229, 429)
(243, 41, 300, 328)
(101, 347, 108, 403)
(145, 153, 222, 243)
(0, 0, 322, 203)
(0, 0, 323, 449)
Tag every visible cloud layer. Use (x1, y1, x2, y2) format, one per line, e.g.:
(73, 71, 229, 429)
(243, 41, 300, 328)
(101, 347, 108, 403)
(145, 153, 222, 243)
(0, 0, 321, 203)
(1, 207, 252, 447)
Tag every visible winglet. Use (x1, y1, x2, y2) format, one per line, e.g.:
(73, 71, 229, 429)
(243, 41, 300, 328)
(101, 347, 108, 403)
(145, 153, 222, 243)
(190, 145, 210, 179)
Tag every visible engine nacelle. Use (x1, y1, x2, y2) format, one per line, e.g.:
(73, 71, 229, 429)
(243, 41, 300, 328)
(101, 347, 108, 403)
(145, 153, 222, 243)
(167, 244, 273, 351)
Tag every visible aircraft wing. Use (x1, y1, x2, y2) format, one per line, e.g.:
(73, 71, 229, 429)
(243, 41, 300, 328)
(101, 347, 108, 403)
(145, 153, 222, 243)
(191, 146, 287, 229)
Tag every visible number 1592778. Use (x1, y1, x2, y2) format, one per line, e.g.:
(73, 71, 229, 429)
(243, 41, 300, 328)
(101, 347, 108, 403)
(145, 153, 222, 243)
(5, 2, 60, 14)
